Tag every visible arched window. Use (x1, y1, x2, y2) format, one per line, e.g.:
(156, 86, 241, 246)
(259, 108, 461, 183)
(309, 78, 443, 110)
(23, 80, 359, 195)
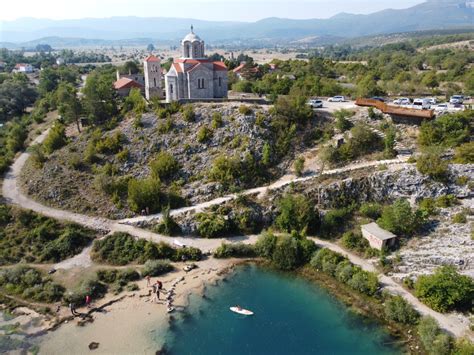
(218, 77, 222, 87)
(154, 78, 157, 87)
(170, 84, 174, 94)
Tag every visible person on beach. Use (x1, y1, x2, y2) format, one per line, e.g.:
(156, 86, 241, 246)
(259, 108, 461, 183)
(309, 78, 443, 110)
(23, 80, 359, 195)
(156, 280, 163, 300)
(69, 302, 79, 316)
(85, 295, 91, 308)
(146, 275, 151, 287)
(151, 283, 159, 303)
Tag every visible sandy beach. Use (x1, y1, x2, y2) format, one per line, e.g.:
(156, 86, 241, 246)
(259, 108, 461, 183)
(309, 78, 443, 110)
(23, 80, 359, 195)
(38, 258, 237, 354)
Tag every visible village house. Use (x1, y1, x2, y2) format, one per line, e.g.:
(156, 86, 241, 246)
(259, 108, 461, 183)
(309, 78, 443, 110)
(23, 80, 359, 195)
(233, 61, 260, 81)
(361, 222, 398, 250)
(113, 77, 144, 97)
(165, 26, 228, 102)
(13, 63, 33, 73)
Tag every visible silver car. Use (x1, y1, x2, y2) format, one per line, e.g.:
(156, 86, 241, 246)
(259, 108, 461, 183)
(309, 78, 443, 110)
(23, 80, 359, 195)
(328, 96, 345, 102)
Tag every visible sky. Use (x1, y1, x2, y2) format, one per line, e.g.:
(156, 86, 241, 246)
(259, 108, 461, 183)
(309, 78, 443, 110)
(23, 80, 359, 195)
(0, 0, 426, 22)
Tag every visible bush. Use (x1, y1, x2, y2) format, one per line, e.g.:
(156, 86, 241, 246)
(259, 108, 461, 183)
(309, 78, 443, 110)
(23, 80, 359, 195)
(238, 105, 252, 115)
(334, 109, 353, 132)
(435, 194, 458, 208)
(275, 194, 319, 234)
(418, 198, 438, 217)
(0, 266, 64, 303)
(43, 124, 67, 154)
(341, 231, 369, 252)
(95, 132, 123, 154)
(453, 142, 474, 163)
(195, 212, 230, 238)
(211, 112, 223, 129)
(127, 177, 162, 213)
(157, 117, 173, 134)
(197, 126, 213, 143)
(293, 156, 305, 177)
(320, 208, 352, 237)
(384, 295, 419, 324)
(359, 202, 382, 219)
(347, 269, 379, 296)
(213, 243, 256, 258)
(150, 151, 179, 181)
(153, 206, 181, 236)
(416, 149, 448, 182)
(452, 212, 467, 224)
(91, 232, 201, 265)
(414, 266, 474, 312)
(418, 111, 471, 148)
(255, 232, 277, 259)
(377, 199, 423, 236)
(417, 317, 452, 355)
(64, 277, 107, 306)
(181, 105, 195, 122)
(142, 260, 173, 277)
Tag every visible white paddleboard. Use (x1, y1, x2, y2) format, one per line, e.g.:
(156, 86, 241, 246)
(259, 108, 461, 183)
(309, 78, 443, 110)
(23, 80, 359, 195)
(230, 307, 254, 316)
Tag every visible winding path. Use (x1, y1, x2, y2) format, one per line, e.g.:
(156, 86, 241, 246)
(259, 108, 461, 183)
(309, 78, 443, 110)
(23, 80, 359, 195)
(2, 128, 472, 340)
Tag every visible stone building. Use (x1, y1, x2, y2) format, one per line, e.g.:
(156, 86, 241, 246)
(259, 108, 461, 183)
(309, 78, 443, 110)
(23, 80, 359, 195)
(144, 54, 162, 100)
(165, 26, 228, 102)
(361, 222, 398, 250)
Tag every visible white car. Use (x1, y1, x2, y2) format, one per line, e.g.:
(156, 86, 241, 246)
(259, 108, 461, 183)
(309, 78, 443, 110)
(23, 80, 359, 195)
(434, 103, 448, 113)
(413, 98, 431, 110)
(307, 99, 323, 108)
(328, 96, 345, 102)
(426, 97, 438, 105)
(449, 95, 464, 104)
(393, 98, 411, 105)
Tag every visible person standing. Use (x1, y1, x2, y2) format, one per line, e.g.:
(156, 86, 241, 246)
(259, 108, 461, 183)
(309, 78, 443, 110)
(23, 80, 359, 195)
(85, 295, 91, 308)
(146, 275, 151, 287)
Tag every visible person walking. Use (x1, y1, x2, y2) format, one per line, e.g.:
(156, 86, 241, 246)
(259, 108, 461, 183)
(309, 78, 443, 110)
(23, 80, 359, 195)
(85, 295, 92, 308)
(69, 302, 79, 316)
(146, 275, 151, 287)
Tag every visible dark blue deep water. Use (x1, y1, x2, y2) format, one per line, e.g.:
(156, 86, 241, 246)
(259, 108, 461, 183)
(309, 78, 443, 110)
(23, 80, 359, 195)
(163, 264, 401, 355)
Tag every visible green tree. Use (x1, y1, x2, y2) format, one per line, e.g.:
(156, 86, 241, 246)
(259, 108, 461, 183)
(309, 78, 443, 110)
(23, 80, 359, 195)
(56, 82, 82, 132)
(82, 71, 118, 124)
(417, 317, 451, 355)
(127, 177, 162, 213)
(294, 156, 305, 177)
(384, 295, 419, 324)
(275, 194, 319, 234)
(42, 123, 67, 154)
(262, 142, 271, 166)
(150, 151, 179, 181)
(416, 148, 449, 182)
(377, 199, 423, 236)
(453, 142, 474, 164)
(415, 266, 474, 312)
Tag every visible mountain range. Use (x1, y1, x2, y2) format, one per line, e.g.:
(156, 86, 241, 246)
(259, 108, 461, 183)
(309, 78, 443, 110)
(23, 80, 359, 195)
(0, 0, 472, 47)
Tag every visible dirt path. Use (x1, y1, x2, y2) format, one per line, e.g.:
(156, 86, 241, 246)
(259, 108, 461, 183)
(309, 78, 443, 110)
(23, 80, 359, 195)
(2, 128, 472, 340)
(309, 237, 473, 341)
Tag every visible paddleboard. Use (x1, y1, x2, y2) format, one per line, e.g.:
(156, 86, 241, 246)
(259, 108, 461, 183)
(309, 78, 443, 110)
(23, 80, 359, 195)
(230, 307, 254, 316)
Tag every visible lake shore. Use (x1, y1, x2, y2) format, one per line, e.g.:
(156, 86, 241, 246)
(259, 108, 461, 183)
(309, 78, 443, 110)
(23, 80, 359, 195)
(37, 257, 238, 354)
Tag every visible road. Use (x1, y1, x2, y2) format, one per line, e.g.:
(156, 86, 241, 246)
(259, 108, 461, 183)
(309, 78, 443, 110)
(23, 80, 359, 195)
(1, 127, 472, 340)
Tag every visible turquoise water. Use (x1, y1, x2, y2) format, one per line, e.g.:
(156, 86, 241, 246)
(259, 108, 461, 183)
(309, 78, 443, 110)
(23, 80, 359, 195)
(162, 264, 401, 355)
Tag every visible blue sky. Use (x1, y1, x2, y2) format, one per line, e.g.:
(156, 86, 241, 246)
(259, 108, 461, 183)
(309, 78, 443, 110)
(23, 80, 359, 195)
(0, 0, 425, 21)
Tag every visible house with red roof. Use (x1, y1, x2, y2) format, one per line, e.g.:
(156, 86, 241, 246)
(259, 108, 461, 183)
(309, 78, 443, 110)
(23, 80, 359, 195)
(13, 63, 34, 73)
(165, 26, 228, 102)
(113, 77, 144, 97)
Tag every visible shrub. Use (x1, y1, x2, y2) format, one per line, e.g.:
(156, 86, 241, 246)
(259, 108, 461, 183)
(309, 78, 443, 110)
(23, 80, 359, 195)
(436, 194, 458, 208)
(359, 202, 382, 219)
(64, 277, 107, 306)
(29, 144, 46, 168)
(294, 157, 305, 177)
(334, 109, 353, 132)
(213, 243, 256, 258)
(0, 266, 64, 303)
(275, 194, 319, 234)
(320, 208, 352, 237)
(95, 132, 123, 154)
(384, 295, 419, 324)
(347, 269, 379, 296)
(255, 232, 277, 259)
(153, 206, 181, 236)
(197, 126, 213, 143)
(142, 260, 173, 277)
(150, 151, 179, 181)
(195, 212, 230, 238)
(157, 117, 173, 134)
(453, 142, 474, 163)
(211, 112, 223, 129)
(238, 105, 252, 115)
(418, 111, 471, 148)
(116, 148, 130, 162)
(418, 198, 438, 217)
(310, 248, 346, 271)
(341, 231, 369, 252)
(414, 266, 474, 312)
(452, 212, 467, 224)
(417, 317, 452, 355)
(127, 177, 162, 213)
(377, 199, 423, 236)
(181, 105, 195, 122)
(416, 149, 448, 182)
(43, 124, 67, 154)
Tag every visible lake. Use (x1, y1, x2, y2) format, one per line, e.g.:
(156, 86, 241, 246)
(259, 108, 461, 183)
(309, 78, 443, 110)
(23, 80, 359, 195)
(160, 264, 401, 355)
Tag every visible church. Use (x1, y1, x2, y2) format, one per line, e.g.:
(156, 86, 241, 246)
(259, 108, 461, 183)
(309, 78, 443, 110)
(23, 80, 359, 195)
(165, 26, 228, 102)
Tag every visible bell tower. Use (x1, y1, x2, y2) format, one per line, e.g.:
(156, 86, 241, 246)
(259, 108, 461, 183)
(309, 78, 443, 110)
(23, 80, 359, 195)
(144, 55, 162, 100)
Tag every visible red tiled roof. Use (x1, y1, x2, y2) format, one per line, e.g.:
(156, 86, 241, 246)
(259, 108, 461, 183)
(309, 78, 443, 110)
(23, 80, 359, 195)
(145, 55, 160, 62)
(175, 58, 210, 64)
(232, 63, 246, 73)
(15, 63, 29, 69)
(213, 61, 227, 71)
(172, 63, 183, 73)
(113, 77, 143, 90)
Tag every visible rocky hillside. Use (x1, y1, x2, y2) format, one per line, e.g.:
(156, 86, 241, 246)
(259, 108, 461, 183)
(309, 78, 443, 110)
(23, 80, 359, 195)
(20, 103, 314, 219)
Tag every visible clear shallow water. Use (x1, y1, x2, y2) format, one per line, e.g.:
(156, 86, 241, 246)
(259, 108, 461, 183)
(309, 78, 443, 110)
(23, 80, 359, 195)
(162, 264, 401, 355)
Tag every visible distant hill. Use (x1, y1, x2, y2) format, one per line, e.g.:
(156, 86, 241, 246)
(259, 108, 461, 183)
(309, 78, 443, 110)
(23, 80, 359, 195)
(0, 0, 472, 47)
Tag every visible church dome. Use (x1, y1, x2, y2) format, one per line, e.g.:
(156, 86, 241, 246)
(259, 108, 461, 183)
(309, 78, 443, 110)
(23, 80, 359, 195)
(182, 25, 202, 43)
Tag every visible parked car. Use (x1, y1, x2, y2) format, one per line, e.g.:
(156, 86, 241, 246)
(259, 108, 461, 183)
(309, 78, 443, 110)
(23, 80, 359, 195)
(434, 103, 448, 113)
(393, 97, 411, 105)
(413, 98, 431, 110)
(307, 99, 323, 108)
(328, 96, 345, 102)
(371, 97, 385, 102)
(426, 97, 438, 105)
(449, 95, 464, 104)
